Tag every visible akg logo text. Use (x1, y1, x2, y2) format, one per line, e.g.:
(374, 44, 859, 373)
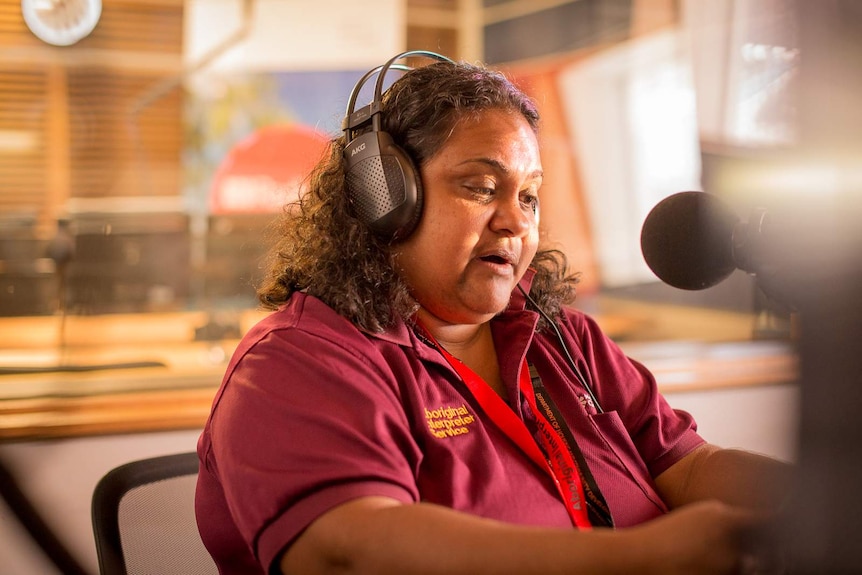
(350, 142, 366, 157)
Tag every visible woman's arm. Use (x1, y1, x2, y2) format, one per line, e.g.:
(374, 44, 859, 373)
(280, 494, 763, 575)
(654, 443, 792, 511)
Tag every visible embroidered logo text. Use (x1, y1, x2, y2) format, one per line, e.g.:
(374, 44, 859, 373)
(425, 404, 476, 438)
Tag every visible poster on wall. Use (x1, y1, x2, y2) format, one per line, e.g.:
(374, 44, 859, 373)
(183, 0, 405, 214)
(184, 69, 367, 214)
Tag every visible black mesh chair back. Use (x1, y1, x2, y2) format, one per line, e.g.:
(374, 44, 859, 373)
(91, 452, 217, 575)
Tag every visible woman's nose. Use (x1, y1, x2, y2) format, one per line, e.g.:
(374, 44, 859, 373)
(490, 195, 533, 237)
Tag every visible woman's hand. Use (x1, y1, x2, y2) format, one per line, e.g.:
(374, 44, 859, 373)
(624, 499, 780, 575)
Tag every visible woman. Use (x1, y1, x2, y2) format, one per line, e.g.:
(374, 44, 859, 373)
(196, 54, 788, 574)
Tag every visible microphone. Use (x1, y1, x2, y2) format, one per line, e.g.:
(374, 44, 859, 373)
(640, 191, 777, 291)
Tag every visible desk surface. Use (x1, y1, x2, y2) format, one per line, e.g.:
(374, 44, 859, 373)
(0, 299, 798, 441)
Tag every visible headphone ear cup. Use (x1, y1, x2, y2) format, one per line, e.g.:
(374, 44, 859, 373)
(344, 130, 422, 241)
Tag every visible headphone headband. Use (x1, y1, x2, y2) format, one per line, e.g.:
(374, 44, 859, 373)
(343, 50, 454, 139)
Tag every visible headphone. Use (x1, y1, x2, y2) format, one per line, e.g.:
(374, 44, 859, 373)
(341, 50, 454, 242)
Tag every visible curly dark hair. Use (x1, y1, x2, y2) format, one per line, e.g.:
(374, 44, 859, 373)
(258, 59, 579, 332)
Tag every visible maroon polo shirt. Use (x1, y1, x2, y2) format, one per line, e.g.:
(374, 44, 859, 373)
(196, 279, 704, 574)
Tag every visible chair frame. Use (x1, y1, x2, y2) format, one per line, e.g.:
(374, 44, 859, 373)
(91, 451, 201, 575)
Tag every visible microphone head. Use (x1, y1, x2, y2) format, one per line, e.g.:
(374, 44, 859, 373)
(640, 191, 740, 290)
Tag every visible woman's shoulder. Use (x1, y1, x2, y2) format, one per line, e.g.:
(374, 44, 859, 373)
(244, 292, 365, 346)
(558, 304, 593, 331)
(556, 304, 619, 348)
(241, 292, 415, 357)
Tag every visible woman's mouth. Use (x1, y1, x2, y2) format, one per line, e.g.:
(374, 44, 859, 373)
(476, 249, 517, 272)
(480, 254, 509, 265)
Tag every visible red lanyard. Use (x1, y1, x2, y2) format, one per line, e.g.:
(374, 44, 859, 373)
(517, 361, 593, 529)
(422, 328, 593, 529)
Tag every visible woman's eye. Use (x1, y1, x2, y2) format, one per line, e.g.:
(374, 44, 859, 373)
(522, 194, 539, 213)
(469, 186, 495, 199)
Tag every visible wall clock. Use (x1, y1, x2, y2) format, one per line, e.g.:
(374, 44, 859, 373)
(21, 0, 102, 47)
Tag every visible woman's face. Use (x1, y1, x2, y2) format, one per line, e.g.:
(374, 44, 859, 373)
(394, 108, 542, 326)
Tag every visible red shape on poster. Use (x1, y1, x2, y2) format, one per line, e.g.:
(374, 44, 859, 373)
(209, 123, 329, 214)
